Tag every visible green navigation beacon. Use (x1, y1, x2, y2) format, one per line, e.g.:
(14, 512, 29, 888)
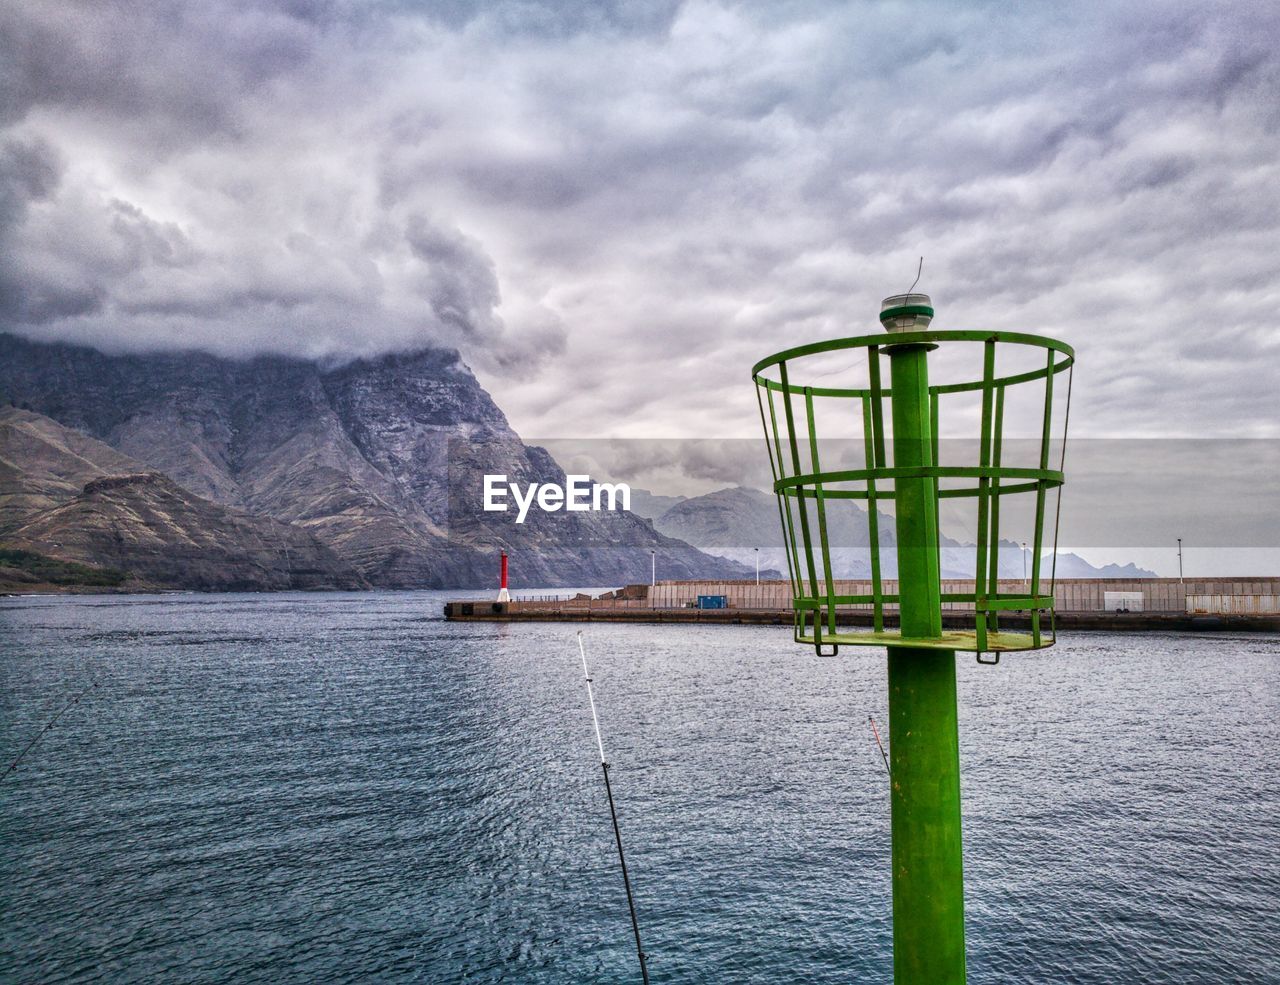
(751, 293, 1074, 985)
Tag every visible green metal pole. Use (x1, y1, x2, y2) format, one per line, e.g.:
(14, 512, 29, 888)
(886, 343, 966, 985)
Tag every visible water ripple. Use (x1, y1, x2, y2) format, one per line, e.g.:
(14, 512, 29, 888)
(2, 596, 1278, 983)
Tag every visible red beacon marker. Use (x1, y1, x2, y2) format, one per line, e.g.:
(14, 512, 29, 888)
(497, 551, 510, 603)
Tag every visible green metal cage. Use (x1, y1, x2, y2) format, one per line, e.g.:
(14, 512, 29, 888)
(753, 329, 1074, 657)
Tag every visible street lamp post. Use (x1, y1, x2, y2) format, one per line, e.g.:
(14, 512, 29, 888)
(650, 549, 656, 587)
(755, 547, 760, 585)
(1022, 541, 1028, 585)
(1177, 538, 1183, 583)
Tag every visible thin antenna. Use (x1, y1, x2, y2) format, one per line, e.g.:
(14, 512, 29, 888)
(577, 632, 650, 984)
(868, 715, 890, 776)
(906, 256, 924, 297)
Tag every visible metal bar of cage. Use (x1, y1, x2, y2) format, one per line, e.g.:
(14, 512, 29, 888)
(1047, 365, 1074, 645)
(987, 384, 1005, 635)
(868, 348, 888, 630)
(1030, 349, 1055, 646)
(753, 329, 1073, 379)
(765, 383, 803, 604)
(930, 386, 942, 618)
(775, 465, 1064, 491)
(789, 593, 1055, 610)
(861, 393, 885, 632)
(778, 362, 824, 647)
(974, 339, 996, 651)
(804, 387, 838, 637)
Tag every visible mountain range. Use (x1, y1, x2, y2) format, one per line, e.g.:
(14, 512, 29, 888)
(0, 334, 761, 591)
(0, 333, 1150, 592)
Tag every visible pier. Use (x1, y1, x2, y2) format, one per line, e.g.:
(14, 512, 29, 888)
(444, 577, 1280, 632)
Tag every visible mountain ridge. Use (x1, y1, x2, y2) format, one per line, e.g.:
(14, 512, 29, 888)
(0, 406, 366, 590)
(0, 334, 758, 588)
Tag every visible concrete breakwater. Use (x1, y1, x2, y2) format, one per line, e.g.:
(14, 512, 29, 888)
(444, 577, 1280, 631)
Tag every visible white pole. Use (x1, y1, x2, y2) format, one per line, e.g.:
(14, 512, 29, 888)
(755, 547, 759, 585)
(577, 632, 606, 763)
(575, 632, 650, 984)
(1177, 538, 1183, 583)
(650, 550, 655, 587)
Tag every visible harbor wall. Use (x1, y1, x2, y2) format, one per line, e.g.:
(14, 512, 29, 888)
(444, 578, 1280, 629)
(643, 578, 1280, 614)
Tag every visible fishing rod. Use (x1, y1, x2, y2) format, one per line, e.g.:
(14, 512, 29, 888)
(3, 680, 100, 783)
(576, 631, 650, 985)
(868, 714, 890, 777)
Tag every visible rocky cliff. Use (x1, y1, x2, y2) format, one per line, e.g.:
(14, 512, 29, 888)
(0, 405, 141, 531)
(0, 335, 756, 587)
(1, 407, 366, 591)
(8, 472, 365, 591)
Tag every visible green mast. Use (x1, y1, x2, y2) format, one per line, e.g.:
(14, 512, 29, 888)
(750, 293, 1073, 985)
(881, 294, 965, 984)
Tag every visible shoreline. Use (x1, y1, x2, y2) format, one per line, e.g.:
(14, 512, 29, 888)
(442, 601, 1280, 633)
(445, 576, 1280, 634)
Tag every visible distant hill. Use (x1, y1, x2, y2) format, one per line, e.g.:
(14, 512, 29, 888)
(627, 488, 687, 521)
(1048, 556, 1156, 579)
(635, 484, 1157, 580)
(1, 408, 364, 591)
(0, 405, 140, 531)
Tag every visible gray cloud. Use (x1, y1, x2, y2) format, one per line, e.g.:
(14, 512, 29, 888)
(406, 214, 502, 340)
(0, 0, 1277, 448)
(0, 2, 320, 137)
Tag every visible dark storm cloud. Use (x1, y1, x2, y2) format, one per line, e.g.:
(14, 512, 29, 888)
(0, 0, 1277, 443)
(0, 135, 99, 324)
(406, 214, 503, 340)
(0, 135, 59, 227)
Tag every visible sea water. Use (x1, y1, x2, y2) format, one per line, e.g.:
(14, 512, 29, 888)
(2, 592, 1277, 983)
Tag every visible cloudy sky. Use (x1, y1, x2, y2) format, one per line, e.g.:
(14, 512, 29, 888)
(3, 0, 1278, 455)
